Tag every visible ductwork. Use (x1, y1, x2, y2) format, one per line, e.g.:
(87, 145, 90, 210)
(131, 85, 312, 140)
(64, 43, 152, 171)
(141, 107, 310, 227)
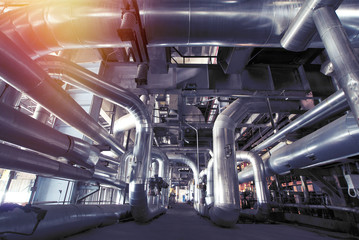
(0, 102, 99, 168)
(236, 151, 270, 221)
(0, 33, 125, 156)
(0, 0, 130, 59)
(166, 153, 199, 210)
(210, 97, 299, 227)
(35, 56, 157, 222)
(138, 0, 359, 48)
(0, 204, 131, 240)
(0, 143, 93, 181)
(253, 90, 348, 153)
(238, 113, 359, 183)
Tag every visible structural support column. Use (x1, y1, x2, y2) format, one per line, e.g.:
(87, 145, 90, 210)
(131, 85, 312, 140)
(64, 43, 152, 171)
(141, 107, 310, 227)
(313, 6, 359, 125)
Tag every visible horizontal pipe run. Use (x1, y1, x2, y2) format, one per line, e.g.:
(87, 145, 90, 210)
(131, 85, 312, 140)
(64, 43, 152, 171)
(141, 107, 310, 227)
(253, 90, 348, 153)
(0, 204, 131, 240)
(0, 143, 93, 181)
(0, 0, 129, 59)
(238, 113, 359, 183)
(139, 0, 359, 48)
(0, 102, 99, 167)
(0, 33, 124, 156)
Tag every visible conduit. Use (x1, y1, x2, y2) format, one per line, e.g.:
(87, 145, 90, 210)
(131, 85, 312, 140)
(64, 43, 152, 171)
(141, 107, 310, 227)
(0, 33, 125, 156)
(238, 113, 359, 183)
(36, 56, 157, 222)
(0, 204, 131, 240)
(0, 102, 99, 168)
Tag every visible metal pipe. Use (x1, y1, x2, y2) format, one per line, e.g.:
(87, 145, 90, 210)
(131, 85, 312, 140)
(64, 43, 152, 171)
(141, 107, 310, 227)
(253, 90, 348, 153)
(138, 0, 359, 48)
(211, 97, 299, 227)
(0, 33, 125, 156)
(0, 143, 93, 181)
(0, 204, 131, 240)
(206, 158, 214, 206)
(36, 56, 156, 222)
(185, 122, 200, 180)
(313, 6, 359, 125)
(278, 203, 359, 215)
(0, 102, 99, 168)
(33, 105, 51, 124)
(0, 0, 129, 59)
(152, 148, 170, 207)
(280, 0, 342, 52)
(166, 153, 199, 210)
(0, 82, 22, 107)
(238, 113, 359, 183)
(236, 151, 269, 207)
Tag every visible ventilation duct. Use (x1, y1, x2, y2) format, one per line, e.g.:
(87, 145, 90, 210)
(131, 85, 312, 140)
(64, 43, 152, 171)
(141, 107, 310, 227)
(138, 0, 359, 47)
(0, 102, 99, 168)
(238, 113, 359, 183)
(0, 204, 131, 240)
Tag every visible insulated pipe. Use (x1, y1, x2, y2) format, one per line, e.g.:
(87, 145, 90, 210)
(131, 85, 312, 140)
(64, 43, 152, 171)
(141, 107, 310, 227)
(152, 147, 170, 207)
(253, 90, 348, 153)
(33, 105, 51, 124)
(211, 98, 299, 227)
(0, 204, 131, 240)
(0, 0, 129, 59)
(313, 6, 359, 125)
(36, 56, 156, 222)
(0, 102, 99, 168)
(0, 33, 125, 156)
(166, 153, 199, 210)
(238, 113, 359, 183)
(236, 151, 269, 207)
(0, 82, 22, 107)
(138, 0, 359, 48)
(0, 143, 93, 181)
(206, 158, 214, 206)
(280, 0, 342, 52)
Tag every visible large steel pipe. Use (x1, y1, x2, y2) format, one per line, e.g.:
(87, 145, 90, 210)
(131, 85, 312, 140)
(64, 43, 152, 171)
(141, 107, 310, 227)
(0, 204, 131, 240)
(313, 6, 359, 125)
(0, 33, 124, 156)
(253, 90, 348, 152)
(0, 102, 99, 168)
(238, 113, 359, 183)
(0, 143, 93, 181)
(0, 0, 130, 59)
(36, 56, 155, 222)
(138, 0, 359, 47)
(167, 153, 199, 210)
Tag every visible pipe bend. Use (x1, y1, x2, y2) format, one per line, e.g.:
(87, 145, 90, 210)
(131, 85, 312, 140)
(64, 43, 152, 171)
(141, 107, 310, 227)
(209, 204, 239, 228)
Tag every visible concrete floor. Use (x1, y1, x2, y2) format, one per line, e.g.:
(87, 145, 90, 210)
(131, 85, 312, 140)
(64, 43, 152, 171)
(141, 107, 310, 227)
(66, 204, 355, 240)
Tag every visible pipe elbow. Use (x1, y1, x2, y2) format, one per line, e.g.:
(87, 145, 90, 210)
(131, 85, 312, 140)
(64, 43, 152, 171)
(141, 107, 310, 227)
(209, 204, 239, 227)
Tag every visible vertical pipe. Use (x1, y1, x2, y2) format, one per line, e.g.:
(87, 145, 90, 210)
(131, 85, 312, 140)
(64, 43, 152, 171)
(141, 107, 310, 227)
(0, 171, 15, 204)
(313, 6, 359, 125)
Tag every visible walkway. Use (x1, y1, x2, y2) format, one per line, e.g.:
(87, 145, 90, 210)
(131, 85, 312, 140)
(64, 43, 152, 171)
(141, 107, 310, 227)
(66, 203, 354, 240)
